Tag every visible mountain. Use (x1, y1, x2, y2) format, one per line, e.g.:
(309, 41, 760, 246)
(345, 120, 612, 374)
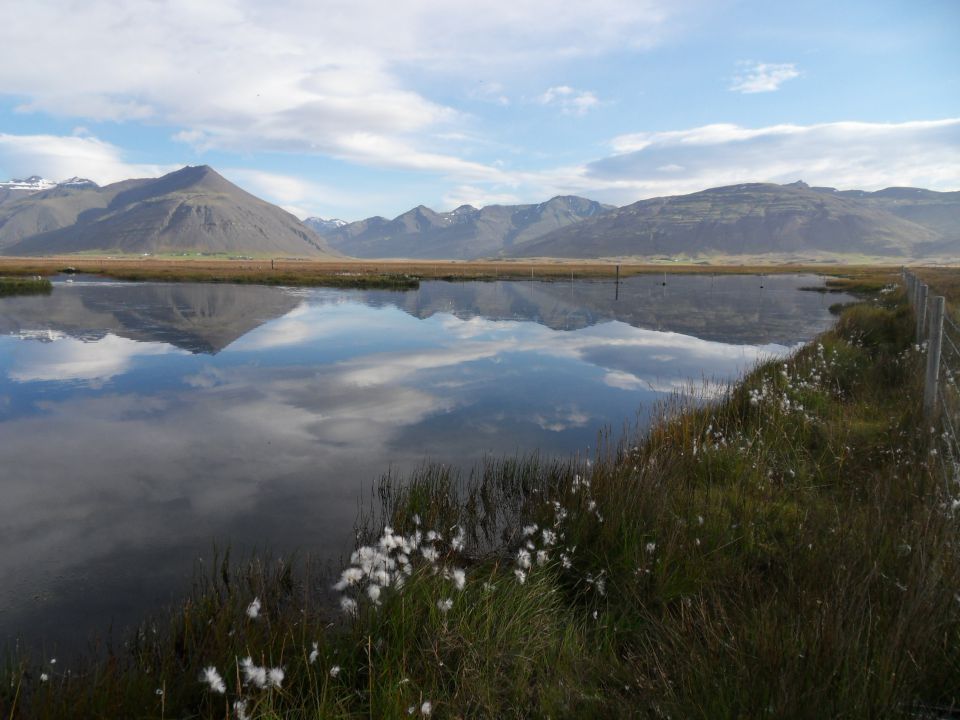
(0, 178, 154, 249)
(0, 176, 59, 208)
(303, 216, 348, 234)
(322, 196, 613, 259)
(508, 182, 958, 259)
(2, 166, 337, 258)
(809, 185, 960, 244)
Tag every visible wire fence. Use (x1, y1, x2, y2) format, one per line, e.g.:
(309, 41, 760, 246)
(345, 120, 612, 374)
(904, 269, 960, 489)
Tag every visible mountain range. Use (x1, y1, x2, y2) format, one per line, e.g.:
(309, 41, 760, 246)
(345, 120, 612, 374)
(311, 196, 612, 260)
(505, 181, 960, 260)
(1, 164, 957, 260)
(312, 181, 959, 260)
(0, 166, 336, 258)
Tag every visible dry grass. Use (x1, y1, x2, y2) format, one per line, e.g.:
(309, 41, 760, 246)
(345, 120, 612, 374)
(0, 255, 907, 286)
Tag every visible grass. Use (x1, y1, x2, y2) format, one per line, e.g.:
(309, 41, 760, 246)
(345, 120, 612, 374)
(0, 255, 907, 289)
(0, 275, 52, 296)
(3, 281, 959, 719)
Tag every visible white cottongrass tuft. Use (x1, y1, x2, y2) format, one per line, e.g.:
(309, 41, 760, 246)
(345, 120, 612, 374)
(451, 567, 466, 590)
(202, 666, 226, 694)
(40, 673, 49, 682)
(340, 596, 358, 615)
(421, 700, 433, 716)
(240, 656, 267, 689)
(330, 665, 341, 678)
(267, 667, 285, 689)
(308, 641, 319, 664)
(246, 597, 261, 620)
(522, 524, 538, 537)
(645, 542, 657, 554)
(514, 568, 527, 584)
(437, 598, 454, 613)
(451, 525, 466, 552)
(516, 548, 532, 570)
(234, 699, 250, 720)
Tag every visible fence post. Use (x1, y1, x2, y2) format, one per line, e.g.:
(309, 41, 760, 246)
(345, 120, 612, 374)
(924, 295, 946, 419)
(916, 283, 928, 340)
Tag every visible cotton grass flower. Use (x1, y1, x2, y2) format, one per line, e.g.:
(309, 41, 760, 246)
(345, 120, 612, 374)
(330, 665, 341, 678)
(340, 596, 358, 615)
(421, 700, 433, 716)
(437, 598, 453, 613)
(240, 656, 267, 689)
(234, 699, 250, 720)
(245, 597, 261, 620)
(267, 667, 284, 689)
(308, 641, 319, 664)
(40, 673, 49, 682)
(202, 666, 226, 694)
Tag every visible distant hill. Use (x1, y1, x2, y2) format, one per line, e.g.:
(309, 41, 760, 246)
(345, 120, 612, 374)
(508, 182, 959, 259)
(320, 196, 613, 259)
(2, 166, 337, 258)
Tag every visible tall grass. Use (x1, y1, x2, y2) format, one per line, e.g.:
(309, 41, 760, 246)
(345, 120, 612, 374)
(0, 275, 52, 296)
(4, 285, 958, 719)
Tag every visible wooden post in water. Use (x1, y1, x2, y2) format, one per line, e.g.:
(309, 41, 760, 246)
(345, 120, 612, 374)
(615, 264, 620, 284)
(916, 283, 928, 341)
(924, 295, 945, 419)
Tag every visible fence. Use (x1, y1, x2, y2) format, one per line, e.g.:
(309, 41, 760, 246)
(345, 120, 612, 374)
(903, 269, 960, 488)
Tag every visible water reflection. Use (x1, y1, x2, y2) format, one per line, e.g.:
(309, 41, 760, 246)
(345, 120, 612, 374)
(0, 275, 848, 649)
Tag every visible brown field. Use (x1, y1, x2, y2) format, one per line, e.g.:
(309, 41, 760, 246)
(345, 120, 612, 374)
(0, 254, 919, 287)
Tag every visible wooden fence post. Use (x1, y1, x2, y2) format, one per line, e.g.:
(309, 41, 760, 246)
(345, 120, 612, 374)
(924, 295, 946, 419)
(916, 283, 928, 340)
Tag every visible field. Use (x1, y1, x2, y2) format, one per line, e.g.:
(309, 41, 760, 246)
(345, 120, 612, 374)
(3, 273, 959, 718)
(0, 255, 908, 288)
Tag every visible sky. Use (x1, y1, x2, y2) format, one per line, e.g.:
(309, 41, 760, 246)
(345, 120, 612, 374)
(0, 0, 957, 221)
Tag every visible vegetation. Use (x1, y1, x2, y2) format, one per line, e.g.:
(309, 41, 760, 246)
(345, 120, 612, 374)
(4, 282, 959, 719)
(0, 275, 52, 296)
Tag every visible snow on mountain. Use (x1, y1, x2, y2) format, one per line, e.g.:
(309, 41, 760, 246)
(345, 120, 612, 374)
(59, 177, 98, 188)
(0, 176, 58, 192)
(303, 216, 349, 234)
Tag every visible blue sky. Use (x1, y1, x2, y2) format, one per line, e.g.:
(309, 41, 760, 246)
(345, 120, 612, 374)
(0, 0, 957, 220)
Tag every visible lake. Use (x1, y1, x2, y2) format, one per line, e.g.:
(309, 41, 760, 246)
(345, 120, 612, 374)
(0, 273, 849, 650)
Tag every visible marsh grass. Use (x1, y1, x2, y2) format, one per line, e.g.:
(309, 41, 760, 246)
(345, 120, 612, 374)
(0, 275, 52, 296)
(4, 285, 959, 719)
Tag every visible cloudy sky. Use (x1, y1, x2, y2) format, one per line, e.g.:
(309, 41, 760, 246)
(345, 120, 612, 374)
(0, 0, 957, 220)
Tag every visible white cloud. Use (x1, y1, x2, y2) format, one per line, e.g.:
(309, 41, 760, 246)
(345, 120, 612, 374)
(515, 118, 960, 205)
(537, 86, 600, 115)
(0, 133, 174, 184)
(442, 185, 522, 209)
(9, 333, 177, 384)
(729, 61, 801, 94)
(0, 0, 678, 175)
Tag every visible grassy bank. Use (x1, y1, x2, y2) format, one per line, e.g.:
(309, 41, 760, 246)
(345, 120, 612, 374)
(0, 256, 903, 288)
(4, 284, 958, 719)
(0, 275, 52, 297)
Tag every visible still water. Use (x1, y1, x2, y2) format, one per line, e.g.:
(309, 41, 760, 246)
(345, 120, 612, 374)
(0, 274, 849, 648)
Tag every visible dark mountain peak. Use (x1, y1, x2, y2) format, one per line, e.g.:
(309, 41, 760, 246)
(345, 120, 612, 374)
(785, 180, 810, 189)
(452, 204, 477, 214)
(2, 164, 337, 258)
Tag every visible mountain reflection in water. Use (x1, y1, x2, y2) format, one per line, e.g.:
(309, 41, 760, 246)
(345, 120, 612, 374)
(0, 274, 848, 650)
